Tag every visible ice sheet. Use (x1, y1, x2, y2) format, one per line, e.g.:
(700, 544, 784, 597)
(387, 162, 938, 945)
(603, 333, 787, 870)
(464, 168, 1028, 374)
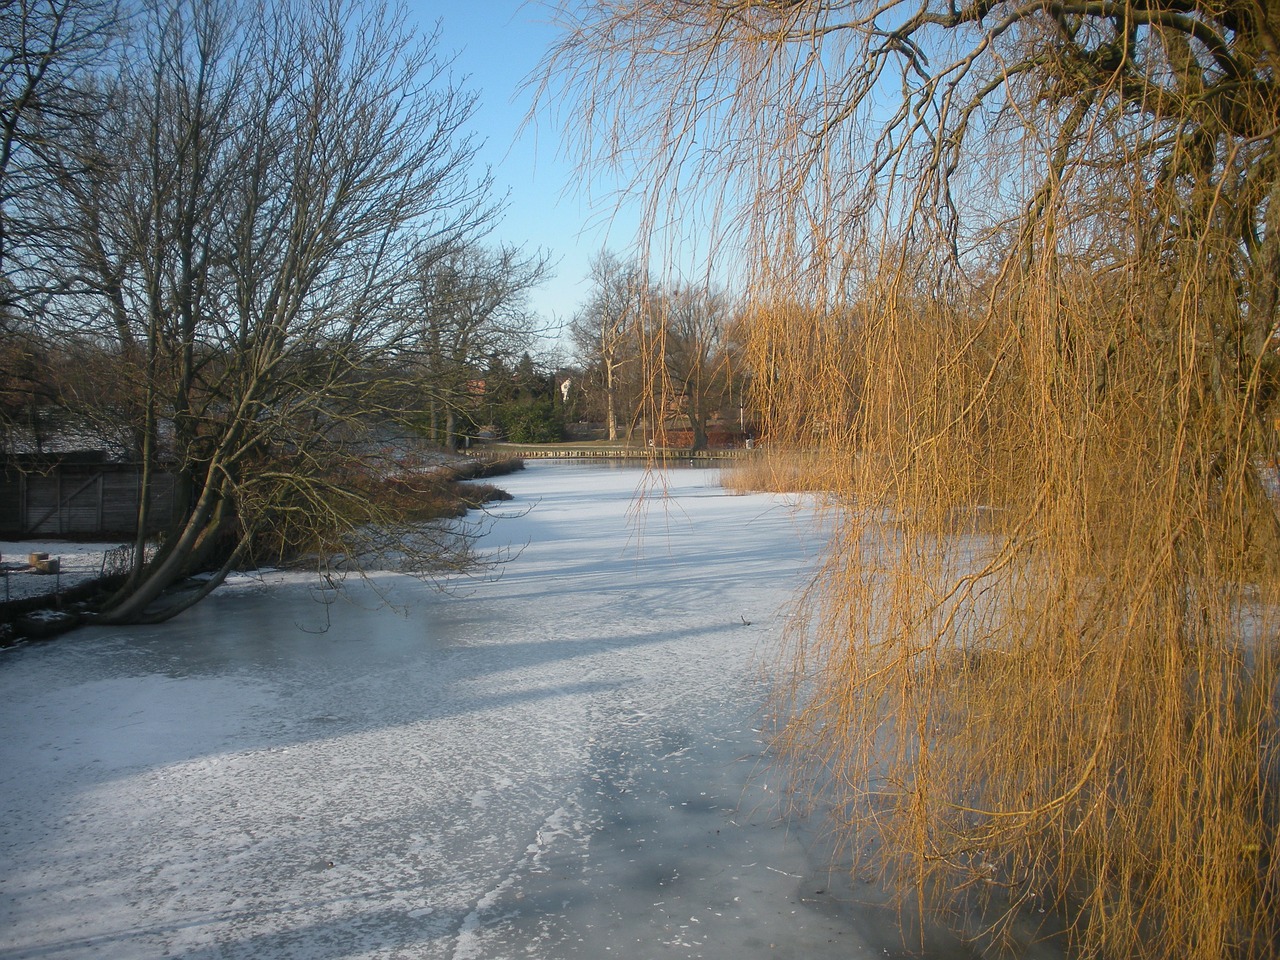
(0, 463, 1001, 958)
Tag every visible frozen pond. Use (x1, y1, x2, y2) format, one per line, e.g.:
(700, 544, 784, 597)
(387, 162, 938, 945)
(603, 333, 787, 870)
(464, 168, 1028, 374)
(0, 463, 989, 958)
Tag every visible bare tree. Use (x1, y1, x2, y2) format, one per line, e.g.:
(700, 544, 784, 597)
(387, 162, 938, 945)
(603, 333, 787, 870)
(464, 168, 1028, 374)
(653, 283, 730, 451)
(27, 0, 498, 624)
(0, 0, 120, 456)
(0, 0, 119, 307)
(542, 2, 1280, 957)
(407, 241, 550, 450)
(569, 250, 648, 441)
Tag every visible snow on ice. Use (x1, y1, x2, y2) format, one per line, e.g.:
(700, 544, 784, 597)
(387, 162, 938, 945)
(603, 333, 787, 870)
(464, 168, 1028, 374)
(0, 463, 1011, 959)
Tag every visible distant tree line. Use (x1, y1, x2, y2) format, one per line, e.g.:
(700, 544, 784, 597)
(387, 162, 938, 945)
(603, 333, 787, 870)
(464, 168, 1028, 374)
(567, 250, 750, 450)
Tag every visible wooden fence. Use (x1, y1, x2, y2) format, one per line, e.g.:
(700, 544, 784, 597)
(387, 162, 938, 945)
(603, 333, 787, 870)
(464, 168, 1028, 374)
(0, 463, 176, 538)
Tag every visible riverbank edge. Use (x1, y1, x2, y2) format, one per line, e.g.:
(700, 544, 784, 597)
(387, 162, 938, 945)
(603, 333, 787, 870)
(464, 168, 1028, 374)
(0, 456, 525, 648)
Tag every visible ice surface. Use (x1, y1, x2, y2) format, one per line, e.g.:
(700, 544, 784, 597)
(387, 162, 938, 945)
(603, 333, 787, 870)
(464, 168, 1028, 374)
(0, 463, 1012, 958)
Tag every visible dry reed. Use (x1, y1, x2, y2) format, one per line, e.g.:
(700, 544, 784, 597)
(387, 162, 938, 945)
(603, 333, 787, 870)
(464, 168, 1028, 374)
(754, 260, 1280, 957)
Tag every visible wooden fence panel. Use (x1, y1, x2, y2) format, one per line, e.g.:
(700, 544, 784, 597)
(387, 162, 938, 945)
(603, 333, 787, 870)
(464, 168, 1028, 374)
(0, 465, 176, 538)
(0, 473, 24, 533)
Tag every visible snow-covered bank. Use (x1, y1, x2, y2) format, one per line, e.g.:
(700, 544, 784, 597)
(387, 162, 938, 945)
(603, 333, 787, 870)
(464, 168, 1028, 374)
(0, 540, 122, 604)
(0, 463, 1000, 958)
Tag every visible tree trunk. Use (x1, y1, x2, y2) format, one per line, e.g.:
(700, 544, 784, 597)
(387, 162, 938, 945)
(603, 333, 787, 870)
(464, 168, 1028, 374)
(98, 459, 230, 623)
(605, 359, 618, 441)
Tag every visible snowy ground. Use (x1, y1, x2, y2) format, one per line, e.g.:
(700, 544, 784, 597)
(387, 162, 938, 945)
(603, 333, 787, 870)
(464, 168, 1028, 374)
(0, 463, 1018, 959)
(0, 540, 123, 604)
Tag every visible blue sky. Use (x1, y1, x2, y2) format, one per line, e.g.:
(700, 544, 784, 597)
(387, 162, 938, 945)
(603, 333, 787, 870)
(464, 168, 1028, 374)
(409, 2, 640, 345)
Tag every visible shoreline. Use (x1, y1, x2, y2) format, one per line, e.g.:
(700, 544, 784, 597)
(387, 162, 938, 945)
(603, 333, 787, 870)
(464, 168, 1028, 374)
(0, 457, 526, 646)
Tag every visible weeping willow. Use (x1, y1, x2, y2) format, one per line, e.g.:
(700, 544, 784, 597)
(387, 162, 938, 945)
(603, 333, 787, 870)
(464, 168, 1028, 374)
(542, 2, 1280, 957)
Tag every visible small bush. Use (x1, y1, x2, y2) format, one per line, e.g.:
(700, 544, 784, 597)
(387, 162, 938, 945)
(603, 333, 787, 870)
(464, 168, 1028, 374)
(495, 399, 563, 443)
